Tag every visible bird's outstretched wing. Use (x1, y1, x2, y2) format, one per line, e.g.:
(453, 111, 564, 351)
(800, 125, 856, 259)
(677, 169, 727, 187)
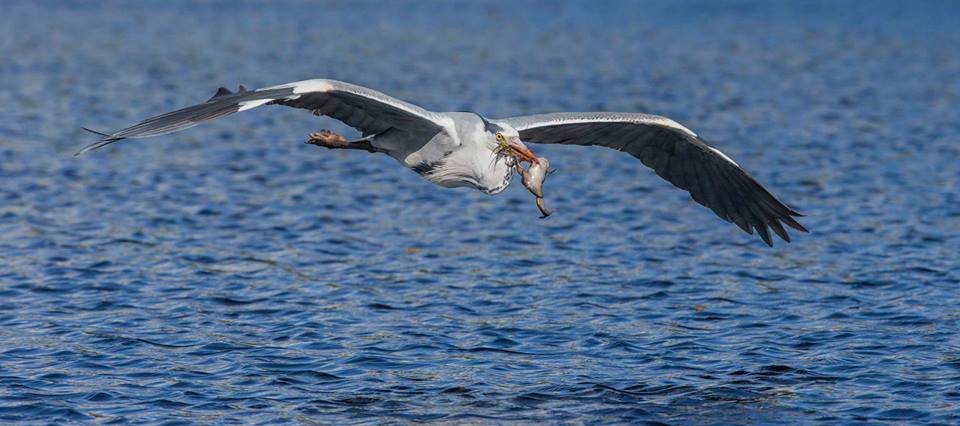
(500, 112, 806, 246)
(78, 79, 452, 155)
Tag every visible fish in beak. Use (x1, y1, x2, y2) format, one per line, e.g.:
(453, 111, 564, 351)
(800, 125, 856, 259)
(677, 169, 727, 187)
(506, 137, 539, 164)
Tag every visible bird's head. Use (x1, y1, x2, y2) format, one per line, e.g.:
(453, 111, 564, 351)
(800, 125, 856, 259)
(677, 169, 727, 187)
(491, 126, 539, 165)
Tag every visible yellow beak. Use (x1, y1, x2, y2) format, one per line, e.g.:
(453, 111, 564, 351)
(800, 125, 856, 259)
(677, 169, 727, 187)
(506, 137, 538, 164)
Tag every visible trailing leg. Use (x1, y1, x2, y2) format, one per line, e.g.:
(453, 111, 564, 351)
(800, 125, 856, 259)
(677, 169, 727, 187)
(305, 130, 382, 153)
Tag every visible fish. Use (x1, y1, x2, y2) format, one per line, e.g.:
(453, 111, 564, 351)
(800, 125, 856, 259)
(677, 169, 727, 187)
(518, 157, 553, 218)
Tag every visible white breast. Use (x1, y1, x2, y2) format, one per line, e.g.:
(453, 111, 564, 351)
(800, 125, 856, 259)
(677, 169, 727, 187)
(422, 146, 514, 194)
(380, 111, 515, 195)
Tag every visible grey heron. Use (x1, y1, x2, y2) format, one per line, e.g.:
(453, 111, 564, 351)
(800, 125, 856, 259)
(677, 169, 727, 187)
(78, 79, 806, 246)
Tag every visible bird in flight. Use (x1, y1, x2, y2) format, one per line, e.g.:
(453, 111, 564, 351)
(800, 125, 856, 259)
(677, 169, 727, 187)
(79, 79, 806, 246)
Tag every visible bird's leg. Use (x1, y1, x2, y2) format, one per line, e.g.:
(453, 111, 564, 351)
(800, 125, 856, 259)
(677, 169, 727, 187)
(305, 130, 383, 153)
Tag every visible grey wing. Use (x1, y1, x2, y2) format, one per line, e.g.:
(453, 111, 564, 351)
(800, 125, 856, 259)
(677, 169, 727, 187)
(77, 79, 453, 155)
(501, 112, 806, 246)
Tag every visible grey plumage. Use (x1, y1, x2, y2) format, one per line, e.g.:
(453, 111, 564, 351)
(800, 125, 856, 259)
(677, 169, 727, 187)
(76, 86, 295, 155)
(79, 78, 806, 246)
(501, 112, 806, 245)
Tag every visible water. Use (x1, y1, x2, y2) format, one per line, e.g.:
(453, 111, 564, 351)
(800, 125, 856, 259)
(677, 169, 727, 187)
(2, 0, 959, 423)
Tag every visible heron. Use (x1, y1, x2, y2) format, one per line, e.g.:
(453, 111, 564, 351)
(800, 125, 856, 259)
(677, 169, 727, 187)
(78, 79, 806, 246)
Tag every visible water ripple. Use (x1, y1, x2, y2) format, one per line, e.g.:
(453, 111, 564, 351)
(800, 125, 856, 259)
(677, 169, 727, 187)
(2, 0, 960, 424)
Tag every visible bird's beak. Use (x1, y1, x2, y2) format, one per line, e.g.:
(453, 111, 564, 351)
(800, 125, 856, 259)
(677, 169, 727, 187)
(506, 137, 538, 164)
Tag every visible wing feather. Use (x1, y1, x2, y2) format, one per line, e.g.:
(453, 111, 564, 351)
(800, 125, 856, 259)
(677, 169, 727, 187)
(500, 112, 805, 245)
(78, 79, 451, 155)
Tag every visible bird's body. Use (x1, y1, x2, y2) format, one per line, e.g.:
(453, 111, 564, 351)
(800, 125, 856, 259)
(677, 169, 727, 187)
(379, 112, 516, 194)
(80, 78, 807, 246)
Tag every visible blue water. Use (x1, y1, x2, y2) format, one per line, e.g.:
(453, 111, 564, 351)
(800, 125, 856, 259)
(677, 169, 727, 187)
(2, 0, 960, 423)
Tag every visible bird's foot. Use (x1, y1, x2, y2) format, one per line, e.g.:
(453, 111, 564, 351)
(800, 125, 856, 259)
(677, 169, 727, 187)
(306, 130, 383, 153)
(306, 130, 349, 148)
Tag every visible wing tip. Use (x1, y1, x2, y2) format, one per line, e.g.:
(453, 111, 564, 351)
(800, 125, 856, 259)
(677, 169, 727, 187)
(756, 224, 773, 247)
(75, 132, 123, 156)
(768, 219, 790, 243)
(755, 212, 807, 246)
(81, 127, 112, 137)
(782, 212, 808, 233)
(74, 141, 103, 156)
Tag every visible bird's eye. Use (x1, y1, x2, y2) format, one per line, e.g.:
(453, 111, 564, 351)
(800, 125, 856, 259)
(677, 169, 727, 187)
(496, 133, 505, 142)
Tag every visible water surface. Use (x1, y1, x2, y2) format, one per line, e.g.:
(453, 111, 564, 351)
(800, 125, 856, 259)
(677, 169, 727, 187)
(2, 0, 959, 423)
